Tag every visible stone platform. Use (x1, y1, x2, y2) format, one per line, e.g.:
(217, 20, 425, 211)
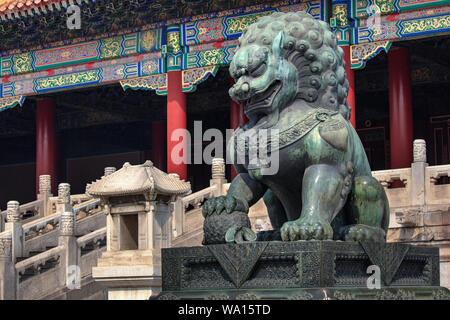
(155, 241, 450, 300)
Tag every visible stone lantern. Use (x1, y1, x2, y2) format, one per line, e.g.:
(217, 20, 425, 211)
(90, 160, 191, 299)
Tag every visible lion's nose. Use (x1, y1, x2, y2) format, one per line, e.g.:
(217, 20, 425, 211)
(241, 82, 250, 93)
(229, 82, 251, 102)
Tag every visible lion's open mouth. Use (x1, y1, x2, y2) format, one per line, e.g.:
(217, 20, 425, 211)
(245, 80, 281, 115)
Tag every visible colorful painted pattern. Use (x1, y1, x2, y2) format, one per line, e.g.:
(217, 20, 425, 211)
(331, 1, 350, 27)
(34, 70, 101, 93)
(181, 1, 325, 47)
(183, 46, 236, 70)
(352, 6, 450, 43)
(120, 74, 168, 96)
(182, 66, 219, 93)
(0, 29, 163, 77)
(350, 0, 449, 20)
(0, 54, 164, 98)
(350, 40, 392, 69)
(0, 95, 25, 112)
(333, 26, 352, 45)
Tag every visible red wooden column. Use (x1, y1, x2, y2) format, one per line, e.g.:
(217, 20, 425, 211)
(36, 98, 57, 194)
(342, 46, 356, 128)
(229, 78, 248, 179)
(388, 47, 413, 169)
(167, 71, 187, 180)
(152, 121, 167, 171)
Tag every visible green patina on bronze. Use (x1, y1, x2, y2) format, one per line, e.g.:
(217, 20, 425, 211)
(156, 12, 450, 300)
(202, 12, 389, 244)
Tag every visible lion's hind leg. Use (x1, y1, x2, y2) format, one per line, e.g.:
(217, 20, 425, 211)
(341, 175, 389, 242)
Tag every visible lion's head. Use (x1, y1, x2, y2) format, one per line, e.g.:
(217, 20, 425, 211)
(229, 12, 350, 126)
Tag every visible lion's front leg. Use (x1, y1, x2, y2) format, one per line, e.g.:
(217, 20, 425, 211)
(281, 164, 346, 241)
(202, 173, 267, 244)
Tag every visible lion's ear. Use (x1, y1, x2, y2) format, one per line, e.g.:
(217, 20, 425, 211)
(272, 31, 285, 57)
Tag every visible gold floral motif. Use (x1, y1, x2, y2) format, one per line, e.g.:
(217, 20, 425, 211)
(142, 60, 159, 75)
(333, 5, 349, 27)
(226, 12, 271, 34)
(199, 49, 225, 66)
(36, 70, 98, 90)
(13, 53, 33, 74)
(167, 32, 181, 54)
(101, 37, 122, 59)
(374, 0, 395, 14)
(402, 16, 450, 34)
(140, 30, 156, 52)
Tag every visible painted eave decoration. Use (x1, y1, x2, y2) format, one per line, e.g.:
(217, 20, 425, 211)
(0, 95, 25, 112)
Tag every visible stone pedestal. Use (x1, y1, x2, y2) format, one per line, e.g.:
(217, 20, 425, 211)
(92, 249, 162, 300)
(156, 241, 450, 300)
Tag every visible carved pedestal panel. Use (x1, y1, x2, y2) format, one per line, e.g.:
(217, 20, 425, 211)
(156, 241, 450, 300)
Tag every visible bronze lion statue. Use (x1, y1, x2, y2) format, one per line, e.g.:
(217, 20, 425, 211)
(202, 11, 389, 244)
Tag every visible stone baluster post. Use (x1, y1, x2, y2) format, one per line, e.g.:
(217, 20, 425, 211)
(57, 183, 72, 214)
(0, 236, 16, 299)
(5, 201, 24, 262)
(210, 158, 227, 196)
(38, 175, 52, 216)
(57, 183, 79, 290)
(168, 173, 184, 239)
(171, 197, 184, 239)
(411, 139, 427, 207)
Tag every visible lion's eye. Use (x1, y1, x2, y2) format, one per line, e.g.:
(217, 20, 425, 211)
(250, 63, 266, 77)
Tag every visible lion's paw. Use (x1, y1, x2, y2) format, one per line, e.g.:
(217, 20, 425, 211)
(343, 224, 386, 242)
(281, 217, 333, 241)
(202, 196, 248, 217)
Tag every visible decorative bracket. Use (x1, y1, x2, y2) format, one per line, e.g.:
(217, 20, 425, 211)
(0, 95, 25, 112)
(350, 40, 392, 69)
(182, 65, 219, 93)
(120, 74, 168, 95)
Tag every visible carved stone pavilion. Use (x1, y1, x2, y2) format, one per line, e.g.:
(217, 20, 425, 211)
(88, 161, 190, 299)
(0, 0, 448, 300)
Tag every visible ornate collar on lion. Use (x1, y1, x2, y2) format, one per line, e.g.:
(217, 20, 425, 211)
(232, 108, 339, 154)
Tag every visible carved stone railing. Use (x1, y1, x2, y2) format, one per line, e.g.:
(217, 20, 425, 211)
(425, 165, 450, 207)
(371, 140, 450, 287)
(0, 199, 45, 232)
(172, 158, 227, 239)
(73, 198, 102, 216)
(372, 168, 412, 209)
(371, 140, 450, 230)
(0, 178, 109, 299)
(15, 246, 64, 277)
(76, 227, 107, 251)
(182, 186, 216, 209)
(0, 169, 112, 233)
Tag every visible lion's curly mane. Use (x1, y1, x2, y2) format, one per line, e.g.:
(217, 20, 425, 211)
(237, 11, 351, 120)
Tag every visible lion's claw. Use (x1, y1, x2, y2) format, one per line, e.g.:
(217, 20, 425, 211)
(225, 226, 257, 244)
(202, 196, 248, 217)
(343, 224, 385, 242)
(281, 217, 333, 241)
